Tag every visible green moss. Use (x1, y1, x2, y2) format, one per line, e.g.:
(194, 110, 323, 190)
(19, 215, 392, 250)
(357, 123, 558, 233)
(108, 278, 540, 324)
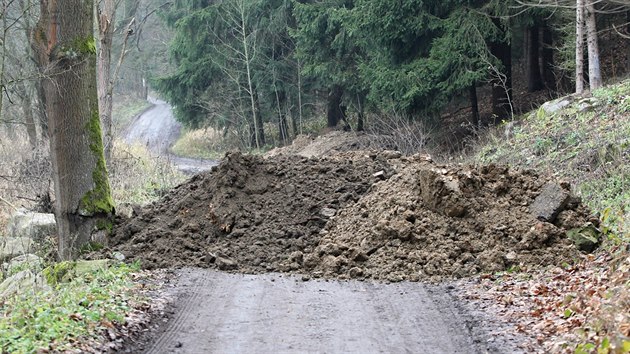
(79, 108, 115, 217)
(42, 261, 75, 286)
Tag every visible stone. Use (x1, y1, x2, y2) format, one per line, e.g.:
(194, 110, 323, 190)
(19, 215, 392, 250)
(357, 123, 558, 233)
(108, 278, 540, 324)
(3, 254, 43, 275)
(373, 171, 386, 180)
(348, 267, 364, 278)
(112, 252, 126, 261)
(0, 270, 51, 300)
(530, 183, 570, 222)
(541, 96, 573, 115)
(0, 237, 34, 262)
(567, 224, 600, 253)
(320, 208, 337, 218)
(216, 257, 238, 270)
(5, 208, 56, 242)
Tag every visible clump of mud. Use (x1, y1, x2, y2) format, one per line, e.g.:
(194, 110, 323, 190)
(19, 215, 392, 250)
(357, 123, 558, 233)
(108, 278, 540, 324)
(109, 151, 595, 281)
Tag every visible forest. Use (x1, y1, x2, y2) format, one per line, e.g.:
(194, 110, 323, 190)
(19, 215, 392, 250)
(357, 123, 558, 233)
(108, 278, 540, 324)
(150, 0, 630, 149)
(0, 0, 629, 352)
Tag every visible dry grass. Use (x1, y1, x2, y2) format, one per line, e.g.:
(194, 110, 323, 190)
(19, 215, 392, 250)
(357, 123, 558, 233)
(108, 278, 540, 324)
(109, 140, 186, 205)
(170, 127, 225, 159)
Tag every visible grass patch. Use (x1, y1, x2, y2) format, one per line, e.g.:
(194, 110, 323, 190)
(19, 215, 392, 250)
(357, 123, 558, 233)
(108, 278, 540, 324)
(0, 262, 143, 353)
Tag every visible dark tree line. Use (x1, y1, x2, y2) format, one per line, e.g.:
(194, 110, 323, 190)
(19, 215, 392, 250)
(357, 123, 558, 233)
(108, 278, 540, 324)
(154, 0, 630, 149)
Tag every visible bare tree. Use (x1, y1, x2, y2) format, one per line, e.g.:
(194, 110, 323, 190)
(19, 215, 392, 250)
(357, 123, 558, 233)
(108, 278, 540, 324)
(34, 0, 114, 260)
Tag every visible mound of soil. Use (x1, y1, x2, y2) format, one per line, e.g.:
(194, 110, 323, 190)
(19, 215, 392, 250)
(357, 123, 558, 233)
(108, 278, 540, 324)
(109, 151, 596, 281)
(265, 131, 373, 158)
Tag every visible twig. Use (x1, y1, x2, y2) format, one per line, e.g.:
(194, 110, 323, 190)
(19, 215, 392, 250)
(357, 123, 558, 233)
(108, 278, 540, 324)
(0, 195, 18, 211)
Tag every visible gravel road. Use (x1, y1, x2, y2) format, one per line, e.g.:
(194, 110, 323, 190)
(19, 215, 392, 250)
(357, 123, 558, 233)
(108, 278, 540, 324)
(123, 98, 218, 174)
(128, 268, 524, 354)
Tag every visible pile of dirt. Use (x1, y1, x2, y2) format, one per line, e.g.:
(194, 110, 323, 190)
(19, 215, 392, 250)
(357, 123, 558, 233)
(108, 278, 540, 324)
(265, 131, 373, 158)
(110, 151, 397, 270)
(109, 151, 596, 281)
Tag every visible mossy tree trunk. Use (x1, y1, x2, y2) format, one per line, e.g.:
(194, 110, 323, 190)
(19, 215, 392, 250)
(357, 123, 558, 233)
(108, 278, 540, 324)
(35, 0, 115, 260)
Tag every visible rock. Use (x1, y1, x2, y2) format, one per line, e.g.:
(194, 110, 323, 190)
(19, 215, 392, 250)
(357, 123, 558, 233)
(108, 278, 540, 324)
(0, 270, 51, 300)
(216, 257, 238, 270)
(567, 224, 600, 253)
(3, 254, 43, 275)
(5, 208, 56, 242)
(0, 237, 34, 262)
(576, 97, 599, 112)
(373, 171, 386, 180)
(112, 252, 126, 261)
(348, 267, 364, 278)
(321, 208, 337, 218)
(530, 183, 570, 222)
(541, 96, 573, 114)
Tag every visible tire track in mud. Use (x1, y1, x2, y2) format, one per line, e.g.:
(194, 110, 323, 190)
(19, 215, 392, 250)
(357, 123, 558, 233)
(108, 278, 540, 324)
(133, 268, 525, 354)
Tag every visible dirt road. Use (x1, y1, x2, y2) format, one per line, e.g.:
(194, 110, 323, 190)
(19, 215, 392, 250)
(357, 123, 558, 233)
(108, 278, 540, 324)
(123, 98, 218, 174)
(129, 268, 523, 354)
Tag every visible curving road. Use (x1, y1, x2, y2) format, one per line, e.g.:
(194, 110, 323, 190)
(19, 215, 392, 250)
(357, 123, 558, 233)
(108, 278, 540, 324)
(123, 98, 219, 174)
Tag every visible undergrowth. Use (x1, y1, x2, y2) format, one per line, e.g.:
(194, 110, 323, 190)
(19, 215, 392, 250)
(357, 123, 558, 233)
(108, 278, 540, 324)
(0, 262, 143, 353)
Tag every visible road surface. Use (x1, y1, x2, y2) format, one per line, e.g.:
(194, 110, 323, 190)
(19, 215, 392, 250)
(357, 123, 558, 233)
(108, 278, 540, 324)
(127, 269, 524, 354)
(123, 98, 218, 174)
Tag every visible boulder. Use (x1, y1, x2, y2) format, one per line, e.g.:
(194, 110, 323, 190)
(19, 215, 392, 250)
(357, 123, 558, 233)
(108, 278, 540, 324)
(530, 183, 570, 222)
(541, 96, 573, 115)
(3, 254, 44, 275)
(0, 270, 51, 300)
(0, 237, 34, 262)
(6, 208, 56, 242)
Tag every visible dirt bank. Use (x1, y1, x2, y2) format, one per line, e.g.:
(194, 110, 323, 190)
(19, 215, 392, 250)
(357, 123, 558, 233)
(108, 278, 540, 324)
(109, 150, 594, 281)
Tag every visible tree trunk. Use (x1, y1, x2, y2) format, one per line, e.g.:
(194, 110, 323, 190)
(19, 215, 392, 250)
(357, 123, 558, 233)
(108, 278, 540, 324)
(469, 82, 480, 127)
(576, 0, 586, 94)
(275, 89, 289, 145)
(327, 85, 344, 128)
(541, 22, 555, 91)
(35, 0, 115, 260)
(526, 24, 544, 92)
(490, 20, 512, 121)
(585, 1, 602, 91)
(253, 87, 265, 147)
(17, 82, 37, 148)
(97, 0, 116, 162)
